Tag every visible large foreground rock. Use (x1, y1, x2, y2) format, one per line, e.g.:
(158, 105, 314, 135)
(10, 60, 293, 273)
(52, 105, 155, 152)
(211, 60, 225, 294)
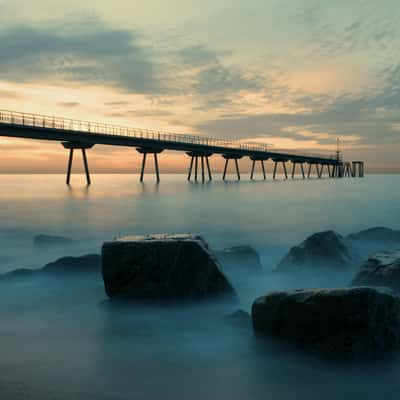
(101, 234, 234, 300)
(277, 231, 354, 271)
(216, 245, 262, 272)
(352, 250, 400, 291)
(252, 287, 400, 358)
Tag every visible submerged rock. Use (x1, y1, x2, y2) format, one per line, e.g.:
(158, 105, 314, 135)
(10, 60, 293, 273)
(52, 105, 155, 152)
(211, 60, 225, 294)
(276, 231, 354, 271)
(41, 254, 101, 274)
(351, 250, 400, 291)
(33, 234, 74, 247)
(225, 309, 251, 327)
(252, 287, 400, 359)
(101, 234, 234, 301)
(216, 245, 263, 272)
(1, 254, 101, 280)
(347, 227, 400, 243)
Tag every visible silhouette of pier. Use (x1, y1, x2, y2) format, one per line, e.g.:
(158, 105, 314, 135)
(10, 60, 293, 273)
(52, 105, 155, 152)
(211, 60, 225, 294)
(0, 110, 364, 185)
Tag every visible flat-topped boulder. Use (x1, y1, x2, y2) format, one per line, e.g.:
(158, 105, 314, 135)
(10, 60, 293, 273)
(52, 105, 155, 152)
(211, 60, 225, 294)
(276, 230, 354, 271)
(34, 234, 74, 247)
(347, 227, 400, 242)
(216, 245, 262, 272)
(352, 250, 400, 291)
(101, 234, 234, 300)
(252, 287, 400, 359)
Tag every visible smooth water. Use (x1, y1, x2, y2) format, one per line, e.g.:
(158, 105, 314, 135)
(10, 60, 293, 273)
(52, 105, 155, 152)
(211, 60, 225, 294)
(0, 173, 400, 399)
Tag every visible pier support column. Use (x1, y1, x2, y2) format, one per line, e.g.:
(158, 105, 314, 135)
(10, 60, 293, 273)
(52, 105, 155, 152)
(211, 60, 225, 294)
(222, 155, 242, 181)
(261, 160, 266, 179)
(66, 148, 74, 185)
(291, 162, 305, 179)
(250, 157, 268, 180)
(317, 164, 323, 178)
(187, 152, 213, 182)
(137, 147, 164, 183)
(235, 159, 240, 180)
(352, 161, 364, 177)
(272, 159, 288, 179)
(62, 141, 94, 185)
(187, 156, 194, 181)
(250, 160, 255, 180)
(206, 156, 212, 181)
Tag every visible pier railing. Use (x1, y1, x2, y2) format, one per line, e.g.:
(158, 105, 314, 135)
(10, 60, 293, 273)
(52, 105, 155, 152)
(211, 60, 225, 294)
(0, 109, 335, 160)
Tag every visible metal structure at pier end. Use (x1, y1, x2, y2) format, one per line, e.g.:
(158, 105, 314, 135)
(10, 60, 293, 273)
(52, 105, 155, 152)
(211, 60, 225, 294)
(0, 110, 364, 184)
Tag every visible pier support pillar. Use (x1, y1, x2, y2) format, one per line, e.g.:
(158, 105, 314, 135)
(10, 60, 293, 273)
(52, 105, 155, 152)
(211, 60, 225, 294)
(187, 152, 213, 182)
(62, 141, 94, 185)
(352, 161, 364, 177)
(137, 147, 164, 183)
(250, 157, 268, 180)
(272, 159, 288, 179)
(307, 162, 314, 178)
(317, 163, 324, 178)
(291, 162, 305, 179)
(222, 155, 242, 181)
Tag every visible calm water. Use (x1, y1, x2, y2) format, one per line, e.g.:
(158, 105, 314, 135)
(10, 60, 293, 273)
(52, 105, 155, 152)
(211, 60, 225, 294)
(0, 173, 400, 399)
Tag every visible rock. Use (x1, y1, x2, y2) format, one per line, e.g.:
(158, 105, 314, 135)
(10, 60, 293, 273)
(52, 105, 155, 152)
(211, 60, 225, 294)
(41, 254, 101, 275)
(0, 254, 101, 281)
(216, 245, 262, 272)
(252, 287, 400, 359)
(351, 250, 400, 291)
(33, 234, 74, 247)
(101, 233, 234, 300)
(1, 268, 36, 281)
(276, 230, 354, 271)
(225, 309, 251, 327)
(347, 227, 400, 242)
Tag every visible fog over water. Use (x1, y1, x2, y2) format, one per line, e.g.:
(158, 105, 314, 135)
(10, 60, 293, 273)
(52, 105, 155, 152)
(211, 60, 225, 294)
(0, 173, 400, 399)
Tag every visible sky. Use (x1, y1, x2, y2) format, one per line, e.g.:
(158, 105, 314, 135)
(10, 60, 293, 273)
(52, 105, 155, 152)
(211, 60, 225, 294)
(0, 0, 399, 173)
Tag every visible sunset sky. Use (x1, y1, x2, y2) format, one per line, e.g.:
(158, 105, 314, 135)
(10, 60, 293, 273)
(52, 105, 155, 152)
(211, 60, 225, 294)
(0, 0, 399, 173)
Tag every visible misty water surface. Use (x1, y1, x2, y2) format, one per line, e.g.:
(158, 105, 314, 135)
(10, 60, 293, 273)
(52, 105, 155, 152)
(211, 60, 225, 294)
(0, 173, 400, 399)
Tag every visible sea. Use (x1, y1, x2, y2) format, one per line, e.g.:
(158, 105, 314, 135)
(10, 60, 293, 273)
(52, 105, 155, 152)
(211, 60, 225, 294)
(0, 173, 399, 399)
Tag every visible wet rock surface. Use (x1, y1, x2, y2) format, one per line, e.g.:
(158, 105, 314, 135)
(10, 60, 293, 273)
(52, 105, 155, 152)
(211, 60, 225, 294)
(252, 287, 400, 359)
(101, 234, 234, 301)
(276, 231, 354, 271)
(352, 250, 400, 291)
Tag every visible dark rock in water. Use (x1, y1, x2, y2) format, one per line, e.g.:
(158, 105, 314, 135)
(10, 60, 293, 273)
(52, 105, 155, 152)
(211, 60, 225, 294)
(1, 268, 37, 280)
(252, 287, 400, 359)
(351, 250, 400, 291)
(0, 254, 101, 281)
(216, 245, 262, 272)
(41, 254, 101, 274)
(276, 230, 354, 271)
(225, 309, 251, 327)
(347, 227, 400, 242)
(33, 234, 74, 247)
(101, 233, 235, 300)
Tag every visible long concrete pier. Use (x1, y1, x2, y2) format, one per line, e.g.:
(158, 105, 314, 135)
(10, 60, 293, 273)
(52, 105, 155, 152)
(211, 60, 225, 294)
(0, 110, 364, 184)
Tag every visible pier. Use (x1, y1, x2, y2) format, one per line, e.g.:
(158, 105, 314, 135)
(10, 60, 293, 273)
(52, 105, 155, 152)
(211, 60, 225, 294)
(0, 110, 364, 185)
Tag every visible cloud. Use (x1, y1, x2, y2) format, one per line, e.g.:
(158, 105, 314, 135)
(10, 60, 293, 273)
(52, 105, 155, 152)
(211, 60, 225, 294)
(0, 89, 19, 98)
(58, 101, 79, 107)
(179, 45, 219, 67)
(196, 84, 400, 147)
(194, 64, 262, 95)
(0, 21, 164, 94)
